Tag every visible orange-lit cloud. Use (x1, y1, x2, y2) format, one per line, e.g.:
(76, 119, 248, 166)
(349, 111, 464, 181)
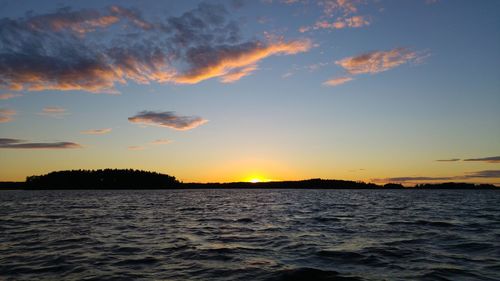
(321, 0, 360, 16)
(40, 106, 68, 117)
(323, 76, 354, 86)
(219, 65, 258, 83)
(27, 9, 119, 35)
(336, 48, 419, 74)
(0, 138, 81, 149)
(26, 6, 153, 35)
(300, 15, 370, 32)
(109, 6, 153, 30)
(174, 39, 312, 84)
(0, 93, 22, 100)
(80, 128, 112, 135)
(128, 111, 208, 131)
(0, 108, 16, 123)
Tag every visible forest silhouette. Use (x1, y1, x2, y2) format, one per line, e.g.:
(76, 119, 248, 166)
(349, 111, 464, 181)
(0, 169, 496, 190)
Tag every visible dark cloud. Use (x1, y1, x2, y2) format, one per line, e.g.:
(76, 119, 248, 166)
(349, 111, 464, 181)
(465, 170, 500, 178)
(0, 17, 117, 92)
(128, 111, 208, 131)
(373, 170, 500, 183)
(161, 2, 241, 56)
(0, 3, 310, 92)
(464, 156, 500, 163)
(230, 0, 246, 9)
(373, 176, 457, 183)
(436, 158, 461, 162)
(0, 138, 81, 149)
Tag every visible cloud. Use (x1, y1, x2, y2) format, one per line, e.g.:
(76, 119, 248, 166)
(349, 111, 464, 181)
(0, 4, 311, 93)
(319, 0, 361, 16)
(463, 156, 500, 163)
(0, 108, 16, 123)
(0, 93, 22, 100)
(323, 76, 353, 86)
(0, 138, 81, 149)
(372, 176, 457, 183)
(26, 8, 119, 35)
(300, 15, 370, 32)
(373, 170, 500, 183)
(150, 139, 172, 145)
(40, 106, 68, 117)
(466, 170, 500, 178)
(219, 64, 258, 83)
(128, 111, 208, 131)
(336, 48, 419, 75)
(174, 39, 312, 84)
(436, 158, 461, 162)
(128, 145, 145, 150)
(289, 0, 366, 33)
(108, 6, 153, 30)
(80, 128, 112, 135)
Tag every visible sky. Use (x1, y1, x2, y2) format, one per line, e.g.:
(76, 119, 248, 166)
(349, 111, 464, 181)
(0, 0, 499, 185)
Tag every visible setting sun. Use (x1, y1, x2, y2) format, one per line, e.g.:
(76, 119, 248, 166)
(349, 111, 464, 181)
(245, 175, 272, 183)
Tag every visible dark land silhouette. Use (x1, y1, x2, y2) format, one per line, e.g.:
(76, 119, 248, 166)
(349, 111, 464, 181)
(0, 169, 497, 190)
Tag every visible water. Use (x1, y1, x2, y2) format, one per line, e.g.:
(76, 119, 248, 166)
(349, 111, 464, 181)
(1, 189, 499, 281)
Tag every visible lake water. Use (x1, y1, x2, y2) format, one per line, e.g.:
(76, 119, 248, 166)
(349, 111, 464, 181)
(1, 189, 499, 280)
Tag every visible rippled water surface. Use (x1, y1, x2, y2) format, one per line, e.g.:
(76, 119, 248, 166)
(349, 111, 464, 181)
(1, 189, 499, 280)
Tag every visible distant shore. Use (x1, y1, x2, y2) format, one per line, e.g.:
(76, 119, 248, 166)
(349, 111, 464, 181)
(0, 169, 497, 190)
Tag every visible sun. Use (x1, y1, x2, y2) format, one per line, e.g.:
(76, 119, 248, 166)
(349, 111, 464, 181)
(245, 174, 272, 183)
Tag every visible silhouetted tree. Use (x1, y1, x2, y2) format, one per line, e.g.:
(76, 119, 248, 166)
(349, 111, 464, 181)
(25, 169, 180, 189)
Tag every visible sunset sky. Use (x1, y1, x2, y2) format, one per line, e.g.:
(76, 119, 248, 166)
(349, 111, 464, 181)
(1, 0, 499, 184)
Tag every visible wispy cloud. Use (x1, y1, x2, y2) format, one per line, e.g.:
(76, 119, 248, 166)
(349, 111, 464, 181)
(323, 76, 354, 86)
(150, 139, 172, 145)
(0, 108, 16, 123)
(436, 158, 461, 162)
(373, 176, 457, 183)
(336, 48, 420, 75)
(219, 65, 259, 84)
(300, 15, 370, 32)
(0, 138, 81, 149)
(0, 3, 311, 93)
(324, 0, 361, 16)
(466, 170, 500, 178)
(287, 0, 368, 33)
(80, 128, 112, 135)
(26, 7, 120, 35)
(128, 111, 208, 131)
(464, 156, 500, 163)
(0, 93, 22, 100)
(128, 145, 145, 151)
(40, 106, 68, 118)
(373, 170, 500, 184)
